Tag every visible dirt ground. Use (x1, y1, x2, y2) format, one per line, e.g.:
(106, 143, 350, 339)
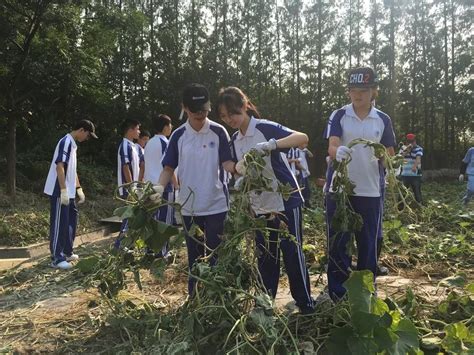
(0, 241, 457, 353)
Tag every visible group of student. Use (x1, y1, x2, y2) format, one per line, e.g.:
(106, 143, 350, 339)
(43, 67, 474, 313)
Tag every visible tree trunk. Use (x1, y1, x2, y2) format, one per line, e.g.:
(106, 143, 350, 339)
(6, 113, 17, 199)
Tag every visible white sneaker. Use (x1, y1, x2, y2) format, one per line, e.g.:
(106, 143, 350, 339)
(66, 254, 79, 261)
(51, 261, 73, 270)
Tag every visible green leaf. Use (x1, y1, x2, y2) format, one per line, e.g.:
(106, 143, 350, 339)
(466, 283, 474, 294)
(388, 319, 419, 355)
(352, 311, 381, 335)
(439, 273, 468, 288)
(113, 205, 135, 219)
(347, 336, 378, 354)
(373, 327, 399, 351)
(128, 208, 147, 229)
(327, 326, 353, 354)
(76, 255, 100, 274)
(344, 270, 375, 313)
(371, 297, 390, 316)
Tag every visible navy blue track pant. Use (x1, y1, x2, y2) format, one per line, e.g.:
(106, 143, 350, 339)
(183, 212, 227, 295)
(256, 206, 314, 310)
(325, 194, 383, 300)
(152, 190, 175, 256)
(49, 197, 78, 263)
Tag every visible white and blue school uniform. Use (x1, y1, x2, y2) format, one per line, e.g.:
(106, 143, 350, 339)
(400, 144, 424, 203)
(162, 118, 232, 294)
(44, 134, 78, 264)
(462, 147, 474, 205)
(117, 138, 140, 234)
(287, 148, 311, 205)
(323, 104, 396, 300)
(144, 134, 175, 256)
(231, 117, 314, 312)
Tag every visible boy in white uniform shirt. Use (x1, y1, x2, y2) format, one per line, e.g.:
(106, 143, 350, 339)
(152, 84, 236, 295)
(44, 120, 98, 269)
(144, 114, 175, 256)
(137, 130, 150, 182)
(323, 67, 396, 300)
(114, 118, 141, 248)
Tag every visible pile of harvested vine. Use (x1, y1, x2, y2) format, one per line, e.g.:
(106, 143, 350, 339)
(1, 145, 472, 353)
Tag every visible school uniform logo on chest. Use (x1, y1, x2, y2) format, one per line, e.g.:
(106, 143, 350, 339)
(203, 141, 216, 149)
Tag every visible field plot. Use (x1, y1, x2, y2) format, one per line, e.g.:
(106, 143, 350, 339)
(1, 182, 473, 354)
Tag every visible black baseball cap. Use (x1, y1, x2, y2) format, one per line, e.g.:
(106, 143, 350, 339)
(74, 119, 98, 139)
(182, 83, 211, 113)
(347, 67, 378, 88)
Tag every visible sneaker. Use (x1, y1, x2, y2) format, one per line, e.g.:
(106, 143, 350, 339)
(66, 254, 79, 261)
(51, 261, 73, 270)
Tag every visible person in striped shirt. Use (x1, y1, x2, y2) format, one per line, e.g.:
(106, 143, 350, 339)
(399, 133, 423, 204)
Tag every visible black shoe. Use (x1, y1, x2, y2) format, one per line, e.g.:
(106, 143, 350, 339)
(299, 306, 316, 315)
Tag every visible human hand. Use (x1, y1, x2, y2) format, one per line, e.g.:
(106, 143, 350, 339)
(149, 184, 164, 202)
(60, 188, 69, 206)
(235, 160, 246, 175)
(459, 174, 464, 182)
(255, 138, 277, 155)
(335, 146, 353, 162)
(76, 187, 85, 204)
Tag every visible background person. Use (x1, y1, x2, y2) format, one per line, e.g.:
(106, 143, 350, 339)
(399, 133, 423, 204)
(43, 120, 98, 269)
(459, 146, 474, 206)
(144, 114, 176, 257)
(114, 118, 141, 248)
(137, 130, 150, 182)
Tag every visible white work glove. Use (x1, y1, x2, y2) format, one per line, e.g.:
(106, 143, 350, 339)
(60, 188, 69, 206)
(255, 138, 277, 155)
(458, 174, 464, 182)
(235, 160, 246, 176)
(234, 176, 245, 191)
(335, 146, 353, 162)
(149, 184, 164, 202)
(76, 187, 85, 204)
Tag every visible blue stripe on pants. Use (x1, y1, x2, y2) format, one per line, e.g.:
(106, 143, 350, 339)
(256, 206, 314, 310)
(183, 212, 226, 295)
(49, 197, 78, 263)
(325, 194, 382, 300)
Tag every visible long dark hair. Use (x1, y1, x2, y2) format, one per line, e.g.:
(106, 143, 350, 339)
(216, 87, 260, 118)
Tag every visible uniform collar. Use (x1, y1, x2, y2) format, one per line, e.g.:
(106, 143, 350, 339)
(236, 116, 257, 140)
(186, 117, 210, 134)
(67, 133, 77, 148)
(346, 104, 379, 120)
(123, 137, 135, 145)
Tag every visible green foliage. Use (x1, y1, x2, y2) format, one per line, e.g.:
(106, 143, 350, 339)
(327, 270, 420, 355)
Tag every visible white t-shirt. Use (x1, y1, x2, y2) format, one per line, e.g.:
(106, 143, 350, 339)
(44, 134, 77, 198)
(144, 134, 168, 185)
(162, 118, 232, 216)
(117, 138, 140, 196)
(231, 117, 303, 214)
(324, 104, 396, 197)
